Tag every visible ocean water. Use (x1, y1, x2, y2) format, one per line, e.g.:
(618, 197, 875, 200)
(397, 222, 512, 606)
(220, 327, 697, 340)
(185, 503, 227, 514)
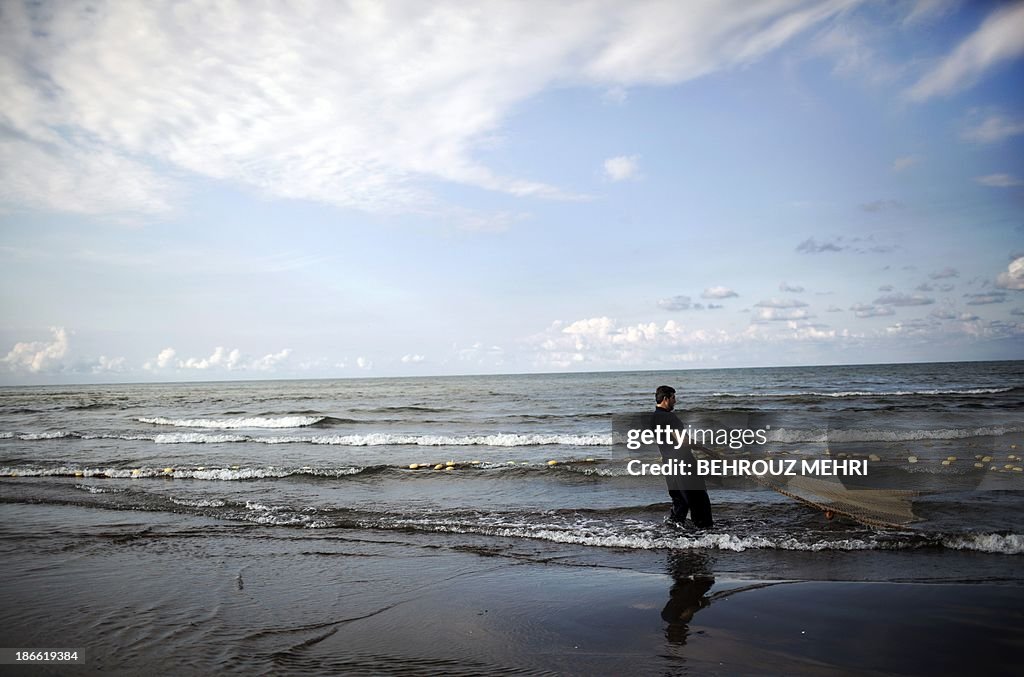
(1, 361, 1022, 582)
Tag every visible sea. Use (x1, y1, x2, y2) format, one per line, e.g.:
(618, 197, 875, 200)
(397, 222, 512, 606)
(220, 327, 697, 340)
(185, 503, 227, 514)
(2, 360, 1023, 584)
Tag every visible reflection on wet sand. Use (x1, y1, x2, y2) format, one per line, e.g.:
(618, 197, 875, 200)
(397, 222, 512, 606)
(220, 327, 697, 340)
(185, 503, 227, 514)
(661, 550, 715, 644)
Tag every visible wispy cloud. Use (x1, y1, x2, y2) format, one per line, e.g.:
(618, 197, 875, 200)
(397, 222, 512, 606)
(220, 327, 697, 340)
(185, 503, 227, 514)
(0, 0, 850, 218)
(860, 199, 904, 212)
(961, 111, 1024, 144)
(796, 235, 896, 254)
(929, 266, 959, 279)
(755, 298, 808, 309)
(902, 0, 959, 28)
(976, 174, 1024, 188)
(850, 304, 895, 318)
(797, 237, 844, 253)
(929, 308, 958, 320)
(964, 292, 1007, 306)
(907, 2, 1024, 101)
(874, 292, 934, 306)
(891, 156, 921, 172)
(658, 295, 695, 311)
(656, 297, 718, 311)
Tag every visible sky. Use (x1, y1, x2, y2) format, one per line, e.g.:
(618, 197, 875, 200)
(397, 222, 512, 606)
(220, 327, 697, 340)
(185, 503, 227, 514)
(1, 0, 1022, 385)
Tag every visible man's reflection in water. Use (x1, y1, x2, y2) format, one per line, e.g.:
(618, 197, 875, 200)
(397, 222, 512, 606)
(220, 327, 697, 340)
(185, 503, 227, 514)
(661, 550, 715, 644)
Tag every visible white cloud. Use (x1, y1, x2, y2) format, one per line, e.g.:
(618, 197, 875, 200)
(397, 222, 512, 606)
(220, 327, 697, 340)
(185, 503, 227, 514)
(143, 347, 177, 371)
(401, 354, 426, 363)
(996, 257, 1024, 290)
(92, 355, 127, 374)
(530, 315, 857, 368)
(753, 308, 812, 322)
(170, 346, 291, 371)
(874, 292, 934, 306)
(0, 137, 178, 218)
(0, 0, 853, 218)
(179, 347, 242, 370)
(779, 282, 805, 293)
(1, 327, 70, 373)
(850, 304, 895, 318)
(535, 317, 727, 368)
(976, 174, 1024, 188)
(603, 155, 641, 182)
(907, 2, 1024, 101)
(755, 298, 808, 309)
(885, 320, 932, 336)
(251, 349, 292, 371)
(356, 357, 373, 370)
(962, 113, 1024, 144)
(702, 286, 738, 299)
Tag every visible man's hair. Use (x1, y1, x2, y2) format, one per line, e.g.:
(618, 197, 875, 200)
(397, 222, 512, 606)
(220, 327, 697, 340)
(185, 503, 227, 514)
(655, 385, 676, 403)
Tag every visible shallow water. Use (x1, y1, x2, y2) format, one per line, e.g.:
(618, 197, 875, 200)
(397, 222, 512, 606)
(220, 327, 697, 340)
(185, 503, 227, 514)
(1, 362, 1022, 569)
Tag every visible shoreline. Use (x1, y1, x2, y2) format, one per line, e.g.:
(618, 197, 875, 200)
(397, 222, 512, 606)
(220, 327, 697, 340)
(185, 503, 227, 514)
(1, 502, 1022, 675)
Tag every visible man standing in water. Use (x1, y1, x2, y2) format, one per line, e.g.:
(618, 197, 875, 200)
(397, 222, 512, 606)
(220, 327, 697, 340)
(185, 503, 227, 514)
(653, 385, 713, 528)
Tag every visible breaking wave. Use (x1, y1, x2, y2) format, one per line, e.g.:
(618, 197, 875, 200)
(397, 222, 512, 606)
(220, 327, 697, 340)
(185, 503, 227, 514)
(138, 416, 325, 429)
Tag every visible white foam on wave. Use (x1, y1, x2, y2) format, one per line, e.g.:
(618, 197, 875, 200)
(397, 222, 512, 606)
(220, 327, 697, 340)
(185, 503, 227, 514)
(181, 467, 289, 480)
(0, 432, 14, 439)
(940, 533, 1024, 555)
(714, 387, 1013, 398)
(172, 466, 363, 480)
(2, 465, 124, 478)
(238, 501, 321, 526)
(1, 465, 367, 480)
(73, 483, 125, 494)
(768, 424, 1024, 444)
(491, 527, 882, 552)
(154, 433, 248, 444)
(245, 501, 286, 512)
(9, 430, 611, 447)
(18, 431, 74, 440)
(139, 416, 324, 429)
(295, 432, 611, 446)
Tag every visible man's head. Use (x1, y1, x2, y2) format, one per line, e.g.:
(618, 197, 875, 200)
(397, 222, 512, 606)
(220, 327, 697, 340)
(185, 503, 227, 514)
(656, 385, 676, 410)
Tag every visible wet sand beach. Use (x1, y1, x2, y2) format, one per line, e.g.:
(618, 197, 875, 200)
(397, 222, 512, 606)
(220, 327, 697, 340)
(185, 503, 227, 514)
(1, 503, 1021, 676)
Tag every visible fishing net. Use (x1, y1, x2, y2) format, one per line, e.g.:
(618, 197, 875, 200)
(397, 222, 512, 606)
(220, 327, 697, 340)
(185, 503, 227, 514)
(746, 471, 920, 529)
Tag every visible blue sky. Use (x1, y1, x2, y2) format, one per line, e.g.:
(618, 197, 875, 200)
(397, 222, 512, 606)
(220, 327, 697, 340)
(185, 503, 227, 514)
(1, 0, 1022, 384)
